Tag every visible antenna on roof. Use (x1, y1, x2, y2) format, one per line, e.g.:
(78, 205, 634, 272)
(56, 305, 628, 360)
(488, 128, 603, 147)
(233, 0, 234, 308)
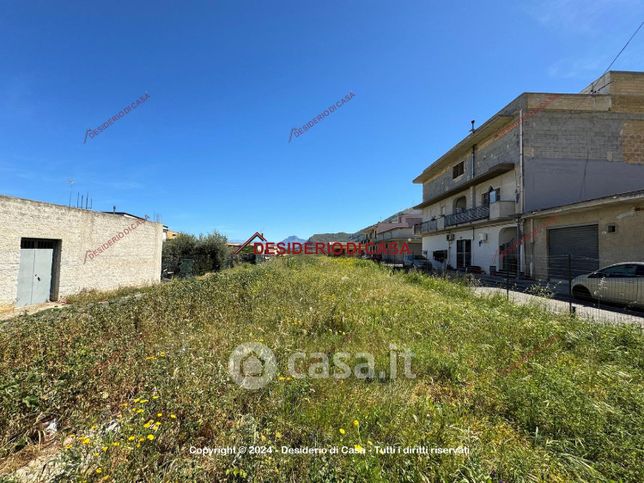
(67, 178, 75, 207)
(470, 120, 476, 133)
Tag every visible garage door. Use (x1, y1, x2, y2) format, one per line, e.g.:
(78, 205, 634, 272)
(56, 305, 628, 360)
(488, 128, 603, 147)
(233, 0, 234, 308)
(547, 225, 599, 279)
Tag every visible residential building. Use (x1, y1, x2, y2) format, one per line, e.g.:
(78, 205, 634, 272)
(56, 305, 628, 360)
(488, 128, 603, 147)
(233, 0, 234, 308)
(413, 71, 644, 276)
(0, 195, 163, 309)
(359, 208, 423, 263)
(164, 228, 179, 241)
(526, 189, 644, 279)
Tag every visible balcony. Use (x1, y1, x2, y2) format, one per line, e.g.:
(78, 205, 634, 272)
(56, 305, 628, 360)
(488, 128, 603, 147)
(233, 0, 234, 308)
(444, 205, 489, 227)
(489, 200, 516, 220)
(374, 228, 418, 241)
(414, 219, 438, 235)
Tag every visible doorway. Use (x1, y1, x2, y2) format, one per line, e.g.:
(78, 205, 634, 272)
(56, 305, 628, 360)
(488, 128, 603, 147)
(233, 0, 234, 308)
(16, 238, 61, 307)
(499, 227, 519, 274)
(456, 239, 471, 269)
(547, 225, 599, 279)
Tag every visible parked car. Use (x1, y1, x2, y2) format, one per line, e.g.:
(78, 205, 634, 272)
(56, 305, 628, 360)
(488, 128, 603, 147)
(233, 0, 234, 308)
(403, 255, 432, 272)
(571, 262, 644, 308)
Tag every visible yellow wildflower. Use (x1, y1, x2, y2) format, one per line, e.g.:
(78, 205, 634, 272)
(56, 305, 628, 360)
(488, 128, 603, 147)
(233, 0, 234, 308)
(339, 428, 346, 435)
(152, 395, 159, 400)
(112, 442, 120, 447)
(102, 446, 108, 452)
(96, 468, 103, 474)
(147, 434, 155, 441)
(128, 436, 135, 441)
(354, 444, 364, 453)
(275, 431, 282, 439)
(170, 414, 177, 419)
(136, 409, 144, 414)
(81, 437, 91, 445)
(353, 419, 359, 428)
(156, 413, 162, 418)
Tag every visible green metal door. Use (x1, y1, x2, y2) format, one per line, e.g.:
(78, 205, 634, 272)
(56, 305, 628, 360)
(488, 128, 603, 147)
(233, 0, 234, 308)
(16, 239, 54, 307)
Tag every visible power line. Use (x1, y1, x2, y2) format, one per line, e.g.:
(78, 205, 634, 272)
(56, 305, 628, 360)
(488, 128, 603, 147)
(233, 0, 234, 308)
(588, 20, 643, 93)
(603, 20, 643, 74)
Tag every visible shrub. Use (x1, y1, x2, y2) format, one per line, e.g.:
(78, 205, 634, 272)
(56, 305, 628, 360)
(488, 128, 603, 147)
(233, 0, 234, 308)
(162, 231, 228, 277)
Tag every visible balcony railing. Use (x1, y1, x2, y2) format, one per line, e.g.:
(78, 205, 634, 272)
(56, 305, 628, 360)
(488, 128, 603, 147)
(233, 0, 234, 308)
(444, 205, 489, 227)
(374, 228, 418, 241)
(414, 219, 438, 235)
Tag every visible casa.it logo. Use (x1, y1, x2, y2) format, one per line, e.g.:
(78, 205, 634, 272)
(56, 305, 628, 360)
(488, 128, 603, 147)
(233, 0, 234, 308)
(228, 342, 278, 390)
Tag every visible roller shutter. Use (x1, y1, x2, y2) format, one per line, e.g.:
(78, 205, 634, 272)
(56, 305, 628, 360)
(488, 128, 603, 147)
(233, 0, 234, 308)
(547, 225, 599, 279)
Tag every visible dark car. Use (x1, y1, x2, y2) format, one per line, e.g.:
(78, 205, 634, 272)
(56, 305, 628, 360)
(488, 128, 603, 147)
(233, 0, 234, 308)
(404, 255, 432, 272)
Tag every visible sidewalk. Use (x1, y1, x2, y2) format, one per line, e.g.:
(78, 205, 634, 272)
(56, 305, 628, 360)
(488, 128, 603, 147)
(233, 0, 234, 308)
(0, 302, 66, 322)
(473, 286, 644, 327)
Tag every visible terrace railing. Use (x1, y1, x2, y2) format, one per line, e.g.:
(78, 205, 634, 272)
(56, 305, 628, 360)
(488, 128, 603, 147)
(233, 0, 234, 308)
(444, 206, 489, 227)
(414, 219, 438, 235)
(375, 228, 418, 241)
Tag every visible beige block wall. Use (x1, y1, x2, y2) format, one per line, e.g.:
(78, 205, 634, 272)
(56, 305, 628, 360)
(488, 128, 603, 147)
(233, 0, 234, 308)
(0, 195, 163, 309)
(526, 201, 644, 279)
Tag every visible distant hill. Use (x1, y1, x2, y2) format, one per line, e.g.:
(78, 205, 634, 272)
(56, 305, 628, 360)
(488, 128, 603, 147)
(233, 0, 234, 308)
(308, 232, 358, 243)
(281, 235, 307, 244)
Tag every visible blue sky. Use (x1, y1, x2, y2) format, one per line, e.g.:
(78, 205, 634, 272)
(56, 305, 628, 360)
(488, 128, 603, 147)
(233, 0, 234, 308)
(1, 1, 643, 242)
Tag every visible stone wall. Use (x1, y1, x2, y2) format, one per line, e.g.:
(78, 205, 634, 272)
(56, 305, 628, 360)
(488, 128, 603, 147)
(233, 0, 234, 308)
(0, 195, 163, 309)
(526, 199, 644, 279)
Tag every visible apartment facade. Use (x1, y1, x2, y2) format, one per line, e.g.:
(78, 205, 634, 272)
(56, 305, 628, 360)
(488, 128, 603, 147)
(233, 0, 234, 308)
(526, 190, 644, 279)
(358, 208, 423, 263)
(413, 71, 644, 277)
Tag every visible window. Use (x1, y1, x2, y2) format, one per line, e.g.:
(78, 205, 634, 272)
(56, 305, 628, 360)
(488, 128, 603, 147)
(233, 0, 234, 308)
(482, 187, 500, 205)
(597, 264, 638, 278)
(20, 239, 56, 249)
(452, 161, 464, 178)
(433, 250, 447, 262)
(453, 196, 467, 213)
(456, 239, 471, 268)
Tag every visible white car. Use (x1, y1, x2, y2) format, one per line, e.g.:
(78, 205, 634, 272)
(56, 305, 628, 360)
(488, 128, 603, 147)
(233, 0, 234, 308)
(571, 262, 644, 308)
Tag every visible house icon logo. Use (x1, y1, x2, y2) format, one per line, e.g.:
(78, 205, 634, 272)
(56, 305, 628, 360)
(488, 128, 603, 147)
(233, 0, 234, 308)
(228, 342, 277, 390)
(233, 231, 267, 255)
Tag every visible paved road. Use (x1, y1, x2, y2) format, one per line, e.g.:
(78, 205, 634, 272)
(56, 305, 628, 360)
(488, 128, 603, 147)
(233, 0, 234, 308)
(474, 286, 644, 327)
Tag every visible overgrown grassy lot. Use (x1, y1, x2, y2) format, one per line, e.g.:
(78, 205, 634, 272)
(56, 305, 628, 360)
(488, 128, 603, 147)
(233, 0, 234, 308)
(0, 257, 642, 481)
